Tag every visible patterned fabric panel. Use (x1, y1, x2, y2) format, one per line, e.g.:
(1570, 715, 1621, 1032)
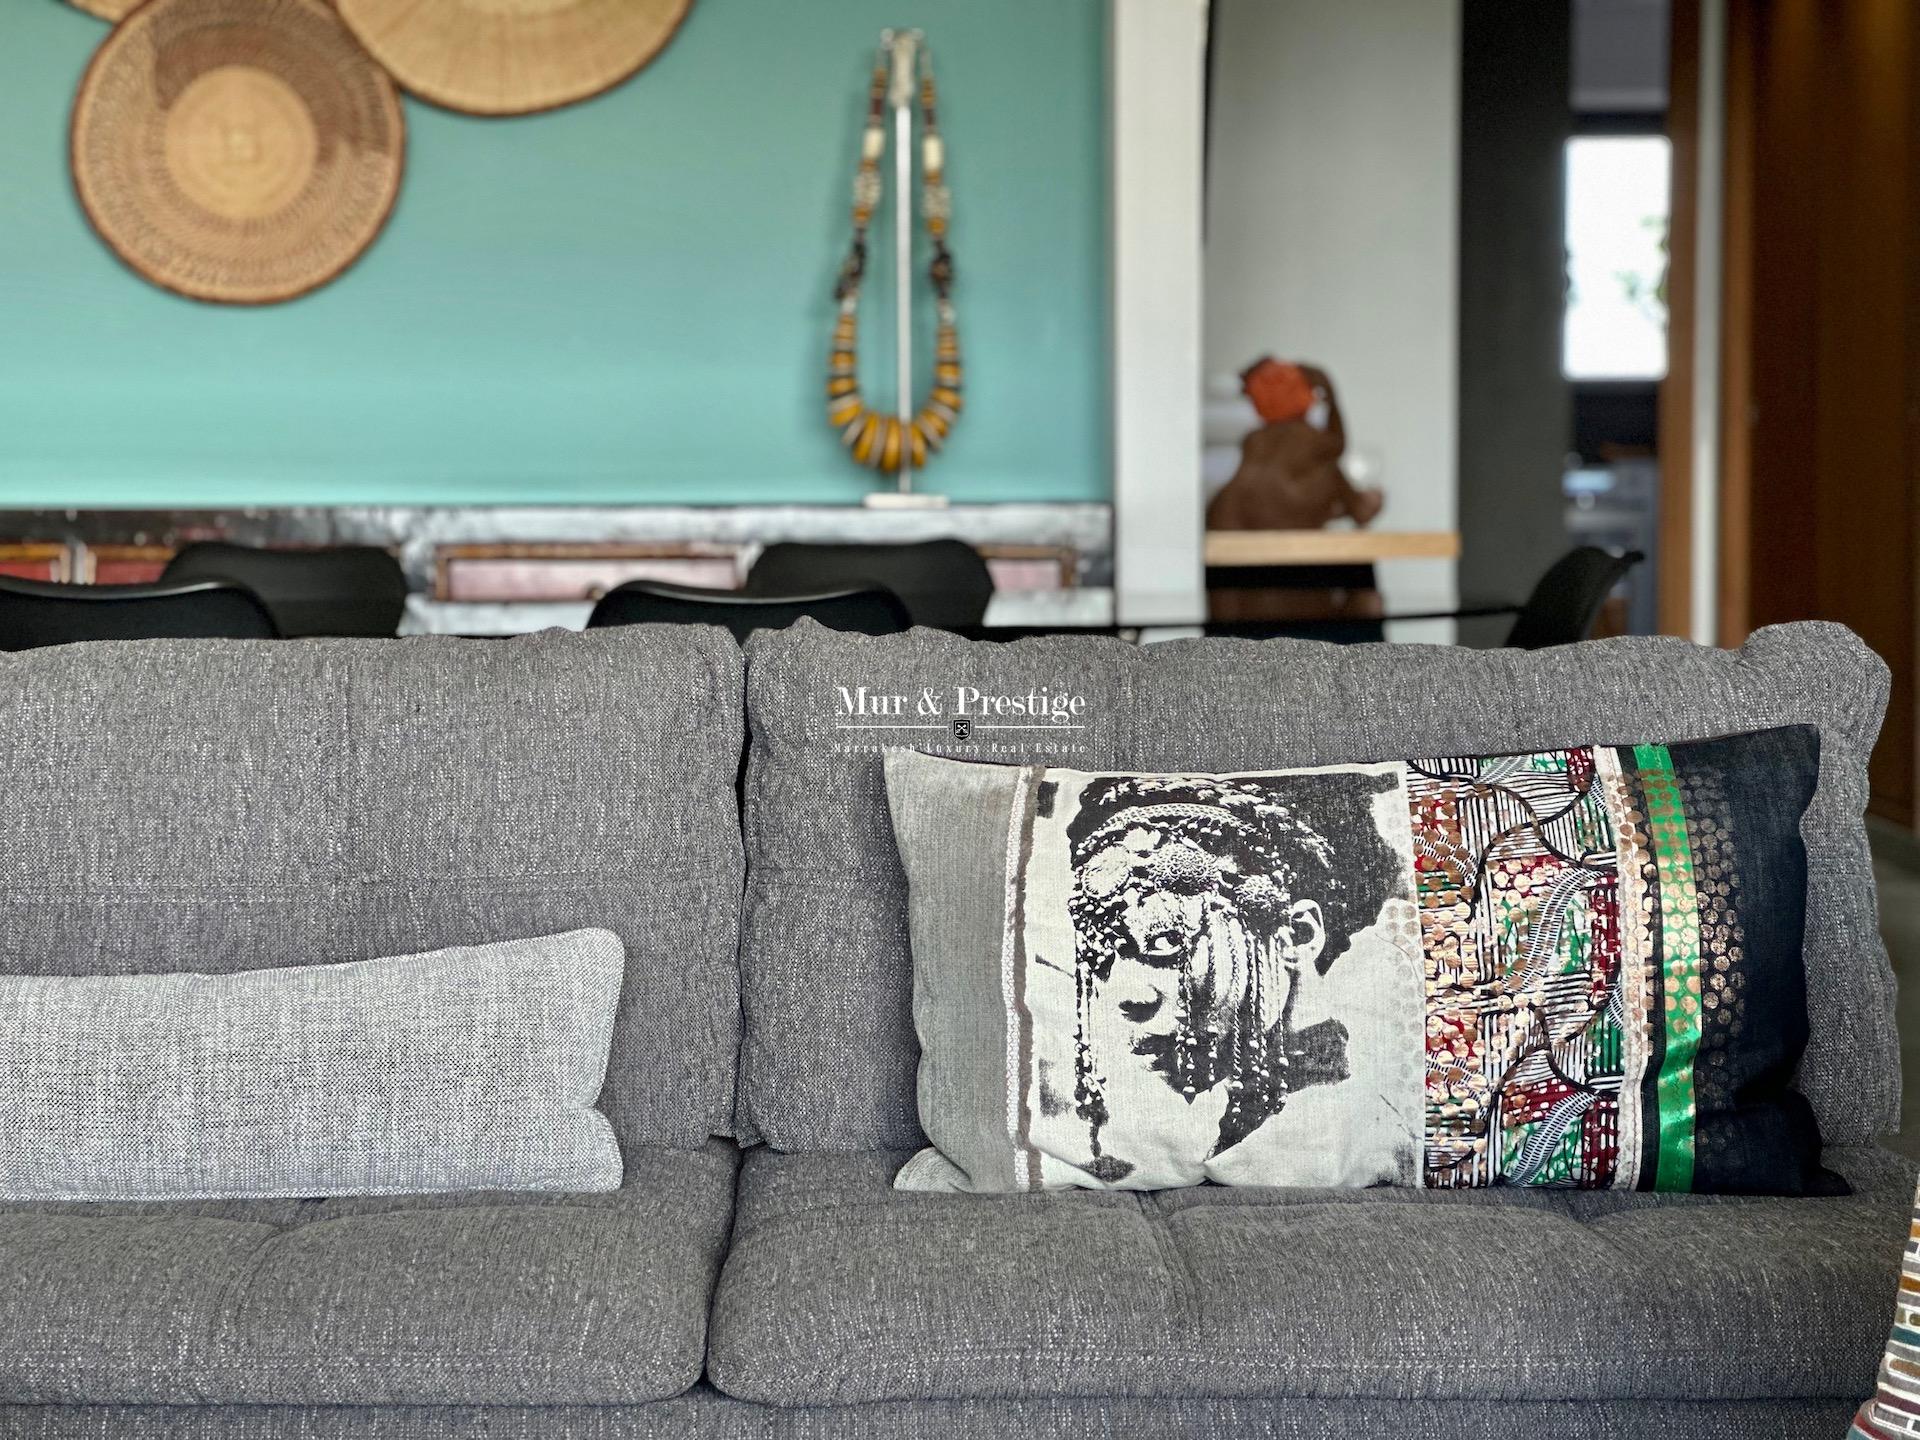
(1413, 746, 1634, 1188)
(1414, 728, 1831, 1193)
(1854, 1185, 1920, 1437)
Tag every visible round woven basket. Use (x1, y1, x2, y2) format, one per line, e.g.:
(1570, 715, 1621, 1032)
(70, 0, 406, 305)
(66, 0, 141, 22)
(334, 0, 693, 117)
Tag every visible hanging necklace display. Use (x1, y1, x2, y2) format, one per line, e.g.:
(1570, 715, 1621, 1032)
(827, 32, 961, 498)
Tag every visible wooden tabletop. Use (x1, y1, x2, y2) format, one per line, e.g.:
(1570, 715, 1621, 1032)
(1204, 529, 1462, 567)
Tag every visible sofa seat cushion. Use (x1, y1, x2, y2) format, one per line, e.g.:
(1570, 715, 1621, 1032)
(708, 1144, 1914, 1407)
(0, 1142, 736, 1407)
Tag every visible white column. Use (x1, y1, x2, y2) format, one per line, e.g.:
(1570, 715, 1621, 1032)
(1689, 0, 1726, 647)
(1203, 0, 1461, 644)
(1109, 0, 1209, 626)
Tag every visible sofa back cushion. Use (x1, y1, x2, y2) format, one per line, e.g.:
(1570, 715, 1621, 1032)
(738, 621, 1894, 1152)
(0, 628, 744, 1150)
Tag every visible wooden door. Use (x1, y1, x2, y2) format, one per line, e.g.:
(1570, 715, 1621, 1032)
(1717, 0, 1920, 825)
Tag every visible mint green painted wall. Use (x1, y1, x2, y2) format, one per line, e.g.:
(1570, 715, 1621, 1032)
(0, 0, 1107, 507)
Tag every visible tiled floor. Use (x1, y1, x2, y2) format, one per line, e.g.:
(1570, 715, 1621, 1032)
(1872, 820, 1920, 1160)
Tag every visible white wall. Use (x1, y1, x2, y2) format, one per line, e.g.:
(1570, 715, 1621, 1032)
(1205, 0, 1462, 638)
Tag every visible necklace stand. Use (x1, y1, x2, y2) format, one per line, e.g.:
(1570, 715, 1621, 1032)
(863, 29, 948, 510)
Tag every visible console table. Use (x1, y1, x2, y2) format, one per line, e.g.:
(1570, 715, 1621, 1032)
(1203, 529, 1461, 566)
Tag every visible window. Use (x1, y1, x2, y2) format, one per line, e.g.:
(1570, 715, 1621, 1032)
(1563, 135, 1671, 381)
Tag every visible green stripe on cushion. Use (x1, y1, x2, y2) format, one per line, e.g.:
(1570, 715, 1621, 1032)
(1635, 743, 1701, 1193)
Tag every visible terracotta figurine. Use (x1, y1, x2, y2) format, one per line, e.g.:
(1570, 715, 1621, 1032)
(1206, 358, 1385, 626)
(1207, 359, 1384, 532)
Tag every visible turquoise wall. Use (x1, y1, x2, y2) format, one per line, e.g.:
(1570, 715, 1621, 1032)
(0, 0, 1107, 507)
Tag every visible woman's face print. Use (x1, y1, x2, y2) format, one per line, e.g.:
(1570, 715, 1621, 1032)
(1015, 765, 1422, 1190)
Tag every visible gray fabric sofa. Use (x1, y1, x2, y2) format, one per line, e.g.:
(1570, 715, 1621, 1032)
(0, 621, 1907, 1439)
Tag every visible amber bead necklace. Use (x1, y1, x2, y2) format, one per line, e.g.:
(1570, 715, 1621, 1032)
(826, 35, 962, 475)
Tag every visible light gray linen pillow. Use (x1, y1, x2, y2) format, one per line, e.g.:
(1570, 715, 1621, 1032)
(885, 749, 1425, 1194)
(0, 929, 627, 1201)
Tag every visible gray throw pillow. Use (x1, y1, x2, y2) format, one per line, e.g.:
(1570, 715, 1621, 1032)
(887, 750, 1425, 1194)
(0, 930, 627, 1201)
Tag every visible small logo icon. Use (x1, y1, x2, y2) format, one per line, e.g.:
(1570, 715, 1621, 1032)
(950, 715, 973, 742)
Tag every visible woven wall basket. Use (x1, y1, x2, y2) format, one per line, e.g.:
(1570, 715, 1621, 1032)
(66, 0, 141, 21)
(334, 0, 693, 117)
(70, 0, 406, 305)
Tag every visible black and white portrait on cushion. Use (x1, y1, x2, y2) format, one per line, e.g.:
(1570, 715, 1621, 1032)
(1016, 766, 1423, 1191)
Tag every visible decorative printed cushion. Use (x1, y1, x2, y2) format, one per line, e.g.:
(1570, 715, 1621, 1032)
(0, 930, 627, 1201)
(1854, 1178, 1920, 1437)
(885, 726, 1838, 1195)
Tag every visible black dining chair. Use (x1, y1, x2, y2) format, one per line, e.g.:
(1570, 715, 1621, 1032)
(586, 579, 912, 643)
(1499, 546, 1646, 649)
(161, 542, 409, 638)
(0, 576, 281, 651)
(745, 539, 994, 630)
(1204, 547, 1645, 648)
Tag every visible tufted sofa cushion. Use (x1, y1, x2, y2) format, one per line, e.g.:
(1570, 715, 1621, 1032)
(737, 621, 1896, 1153)
(707, 1144, 1916, 1407)
(0, 628, 745, 1150)
(0, 1144, 737, 1407)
